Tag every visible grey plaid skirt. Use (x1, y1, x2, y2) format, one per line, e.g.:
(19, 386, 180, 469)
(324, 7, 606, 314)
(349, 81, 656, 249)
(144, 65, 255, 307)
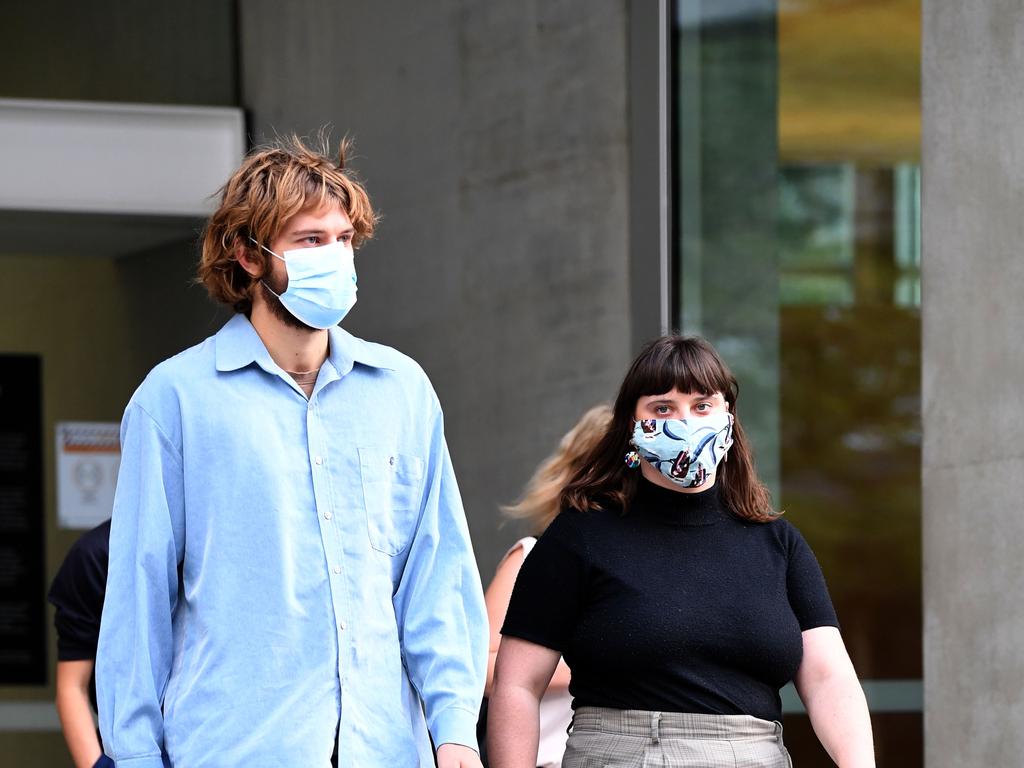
(562, 707, 793, 768)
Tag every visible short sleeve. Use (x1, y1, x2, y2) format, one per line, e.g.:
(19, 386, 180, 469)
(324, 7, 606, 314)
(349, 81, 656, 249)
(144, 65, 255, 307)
(785, 524, 839, 631)
(501, 511, 590, 652)
(48, 522, 110, 660)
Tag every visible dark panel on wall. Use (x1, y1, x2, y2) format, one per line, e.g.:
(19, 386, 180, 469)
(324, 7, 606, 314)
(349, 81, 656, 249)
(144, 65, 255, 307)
(0, 355, 45, 684)
(0, 0, 238, 105)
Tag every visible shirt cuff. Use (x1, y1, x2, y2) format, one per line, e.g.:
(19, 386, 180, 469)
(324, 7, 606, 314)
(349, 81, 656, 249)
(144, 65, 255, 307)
(430, 705, 481, 754)
(113, 756, 165, 768)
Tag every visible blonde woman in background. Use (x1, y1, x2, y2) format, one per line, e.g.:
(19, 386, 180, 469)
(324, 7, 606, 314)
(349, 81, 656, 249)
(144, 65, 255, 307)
(483, 404, 613, 768)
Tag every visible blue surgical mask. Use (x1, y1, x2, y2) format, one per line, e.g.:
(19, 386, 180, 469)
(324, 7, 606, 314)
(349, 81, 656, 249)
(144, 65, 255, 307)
(253, 239, 357, 329)
(631, 413, 734, 488)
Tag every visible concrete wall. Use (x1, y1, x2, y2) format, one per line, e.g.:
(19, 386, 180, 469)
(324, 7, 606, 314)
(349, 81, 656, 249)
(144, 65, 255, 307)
(0, 0, 236, 105)
(239, 0, 635, 574)
(922, 1, 1024, 764)
(117, 240, 231, 376)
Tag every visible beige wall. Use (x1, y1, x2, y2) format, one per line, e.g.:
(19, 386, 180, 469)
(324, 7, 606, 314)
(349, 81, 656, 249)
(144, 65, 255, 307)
(0, 248, 223, 765)
(0, 254, 137, 764)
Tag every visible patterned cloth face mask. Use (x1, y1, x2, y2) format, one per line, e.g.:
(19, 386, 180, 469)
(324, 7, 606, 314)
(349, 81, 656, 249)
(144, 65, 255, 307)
(252, 239, 358, 329)
(631, 413, 735, 488)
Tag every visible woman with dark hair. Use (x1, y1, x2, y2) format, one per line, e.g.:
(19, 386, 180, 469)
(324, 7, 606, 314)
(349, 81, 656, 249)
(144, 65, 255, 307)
(488, 336, 874, 767)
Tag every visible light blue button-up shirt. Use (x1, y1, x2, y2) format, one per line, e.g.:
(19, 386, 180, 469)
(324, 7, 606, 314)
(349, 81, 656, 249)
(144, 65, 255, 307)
(97, 314, 487, 767)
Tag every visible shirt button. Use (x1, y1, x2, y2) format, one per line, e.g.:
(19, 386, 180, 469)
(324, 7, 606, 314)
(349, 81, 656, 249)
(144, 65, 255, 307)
(339, 621, 347, 631)
(323, 511, 332, 520)
(315, 456, 323, 465)
(389, 456, 395, 466)
(333, 565, 341, 574)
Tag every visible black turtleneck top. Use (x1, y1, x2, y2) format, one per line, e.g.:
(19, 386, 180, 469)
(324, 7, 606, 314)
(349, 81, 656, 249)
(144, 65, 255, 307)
(501, 478, 838, 722)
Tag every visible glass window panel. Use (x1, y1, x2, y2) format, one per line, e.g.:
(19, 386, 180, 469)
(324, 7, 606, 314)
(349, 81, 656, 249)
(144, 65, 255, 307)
(673, 0, 921, 763)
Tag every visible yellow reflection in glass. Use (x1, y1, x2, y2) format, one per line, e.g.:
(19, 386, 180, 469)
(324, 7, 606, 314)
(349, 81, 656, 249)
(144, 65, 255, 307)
(778, 0, 921, 164)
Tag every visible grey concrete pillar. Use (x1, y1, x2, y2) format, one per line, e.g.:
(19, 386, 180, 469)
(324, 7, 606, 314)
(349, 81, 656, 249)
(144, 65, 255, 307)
(922, 2, 1024, 764)
(239, 0, 634, 574)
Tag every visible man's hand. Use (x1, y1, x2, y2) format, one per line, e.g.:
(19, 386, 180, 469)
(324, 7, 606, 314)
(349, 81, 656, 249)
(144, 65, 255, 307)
(436, 742, 483, 768)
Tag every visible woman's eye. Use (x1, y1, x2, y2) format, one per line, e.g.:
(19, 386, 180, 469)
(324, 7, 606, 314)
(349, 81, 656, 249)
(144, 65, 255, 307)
(655, 405, 671, 415)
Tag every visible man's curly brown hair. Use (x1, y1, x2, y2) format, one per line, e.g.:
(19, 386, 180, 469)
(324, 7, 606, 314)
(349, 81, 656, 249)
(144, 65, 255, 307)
(198, 133, 379, 314)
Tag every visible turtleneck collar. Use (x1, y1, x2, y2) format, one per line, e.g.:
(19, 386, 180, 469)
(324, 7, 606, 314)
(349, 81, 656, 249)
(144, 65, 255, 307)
(631, 476, 726, 527)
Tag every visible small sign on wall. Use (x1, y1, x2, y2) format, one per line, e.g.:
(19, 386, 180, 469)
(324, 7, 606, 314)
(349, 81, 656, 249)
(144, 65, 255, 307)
(56, 421, 120, 529)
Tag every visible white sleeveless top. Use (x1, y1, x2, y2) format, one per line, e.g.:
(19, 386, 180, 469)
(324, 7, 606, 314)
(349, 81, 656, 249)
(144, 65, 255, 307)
(514, 537, 574, 768)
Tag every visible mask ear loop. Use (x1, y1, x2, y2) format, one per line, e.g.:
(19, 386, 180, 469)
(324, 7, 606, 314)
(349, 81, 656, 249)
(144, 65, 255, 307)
(723, 408, 734, 462)
(246, 237, 287, 298)
(248, 237, 285, 262)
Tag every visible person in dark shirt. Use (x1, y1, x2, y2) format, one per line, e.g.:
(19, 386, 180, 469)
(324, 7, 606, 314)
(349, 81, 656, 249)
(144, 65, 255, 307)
(48, 520, 114, 768)
(488, 336, 875, 768)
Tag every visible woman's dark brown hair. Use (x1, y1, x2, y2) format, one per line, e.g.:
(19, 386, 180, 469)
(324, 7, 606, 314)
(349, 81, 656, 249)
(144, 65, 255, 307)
(560, 335, 776, 523)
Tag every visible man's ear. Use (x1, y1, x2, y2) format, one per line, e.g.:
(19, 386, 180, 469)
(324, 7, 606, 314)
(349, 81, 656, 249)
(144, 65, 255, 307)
(235, 240, 263, 279)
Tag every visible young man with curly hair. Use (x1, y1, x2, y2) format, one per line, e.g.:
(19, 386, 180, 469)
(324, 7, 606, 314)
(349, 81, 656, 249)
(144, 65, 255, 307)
(96, 136, 487, 768)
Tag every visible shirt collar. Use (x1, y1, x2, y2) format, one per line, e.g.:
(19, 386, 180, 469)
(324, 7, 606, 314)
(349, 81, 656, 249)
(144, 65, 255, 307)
(215, 314, 395, 374)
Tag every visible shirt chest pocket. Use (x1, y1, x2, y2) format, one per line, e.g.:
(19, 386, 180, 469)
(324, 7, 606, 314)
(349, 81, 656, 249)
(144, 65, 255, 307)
(358, 447, 426, 555)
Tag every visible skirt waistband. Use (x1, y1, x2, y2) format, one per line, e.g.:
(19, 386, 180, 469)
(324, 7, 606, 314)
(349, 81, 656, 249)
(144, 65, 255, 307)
(571, 706, 783, 741)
